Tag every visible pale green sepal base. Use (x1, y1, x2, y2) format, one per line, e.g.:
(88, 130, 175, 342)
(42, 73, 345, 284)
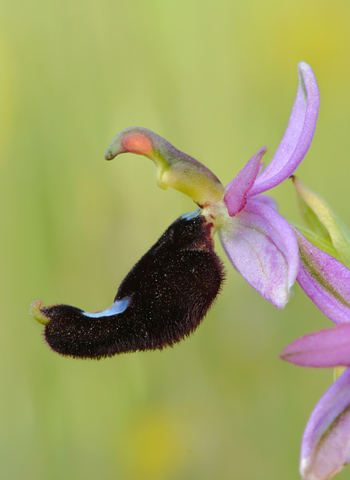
(293, 177, 350, 268)
(292, 223, 340, 261)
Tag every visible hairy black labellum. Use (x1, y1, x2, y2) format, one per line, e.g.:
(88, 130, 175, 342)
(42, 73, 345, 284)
(42, 213, 225, 358)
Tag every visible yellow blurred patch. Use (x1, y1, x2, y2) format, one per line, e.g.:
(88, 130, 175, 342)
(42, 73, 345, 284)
(245, 0, 350, 76)
(117, 410, 188, 479)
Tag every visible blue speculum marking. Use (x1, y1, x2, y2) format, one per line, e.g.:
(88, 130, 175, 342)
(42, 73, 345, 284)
(82, 297, 130, 318)
(181, 208, 201, 221)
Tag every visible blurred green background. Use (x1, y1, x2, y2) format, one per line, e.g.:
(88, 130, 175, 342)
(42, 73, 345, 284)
(1, 0, 350, 479)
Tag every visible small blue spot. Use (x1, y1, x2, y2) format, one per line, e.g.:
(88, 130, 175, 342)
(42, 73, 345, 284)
(181, 208, 201, 221)
(82, 297, 130, 318)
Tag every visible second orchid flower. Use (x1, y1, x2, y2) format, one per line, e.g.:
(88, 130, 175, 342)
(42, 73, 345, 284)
(281, 179, 350, 480)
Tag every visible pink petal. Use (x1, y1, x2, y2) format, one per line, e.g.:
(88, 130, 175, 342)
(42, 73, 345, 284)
(219, 198, 299, 308)
(253, 194, 278, 210)
(295, 230, 350, 325)
(224, 147, 266, 216)
(300, 367, 350, 480)
(250, 62, 320, 196)
(280, 325, 350, 367)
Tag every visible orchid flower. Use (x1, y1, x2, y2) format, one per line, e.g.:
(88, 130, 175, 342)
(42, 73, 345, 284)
(31, 62, 322, 358)
(281, 327, 350, 480)
(280, 182, 350, 479)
